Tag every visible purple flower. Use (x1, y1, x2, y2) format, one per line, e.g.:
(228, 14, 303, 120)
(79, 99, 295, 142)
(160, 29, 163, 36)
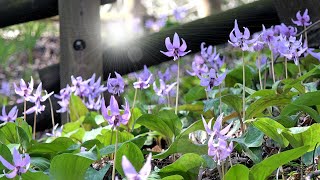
(278, 36, 307, 65)
(133, 75, 153, 89)
(261, 25, 277, 44)
(308, 48, 320, 61)
(136, 65, 154, 84)
(122, 153, 152, 180)
(0, 148, 30, 178)
(46, 124, 63, 137)
(187, 55, 209, 76)
(71, 76, 90, 98)
(101, 96, 131, 128)
(208, 136, 233, 165)
(0, 106, 18, 123)
(200, 43, 220, 62)
(14, 77, 34, 100)
(153, 79, 177, 97)
(0, 81, 11, 97)
(85, 95, 102, 110)
(274, 23, 297, 38)
(160, 32, 191, 61)
(173, 7, 187, 21)
(292, 9, 312, 27)
(202, 113, 233, 139)
(25, 83, 53, 115)
(55, 85, 72, 113)
(158, 68, 171, 82)
(107, 72, 125, 96)
(255, 56, 267, 69)
(198, 69, 227, 91)
(88, 74, 107, 98)
(228, 19, 253, 51)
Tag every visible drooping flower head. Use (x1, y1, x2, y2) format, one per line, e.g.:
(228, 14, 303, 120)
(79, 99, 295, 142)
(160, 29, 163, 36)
(14, 77, 34, 100)
(308, 48, 320, 61)
(122, 153, 152, 180)
(274, 23, 297, 38)
(46, 124, 63, 137)
(70, 76, 90, 98)
(228, 19, 253, 51)
(208, 136, 233, 165)
(101, 96, 131, 129)
(55, 85, 72, 113)
(160, 32, 191, 61)
(198, 68, 227, 91)
(187, 55, 208, 76)
(277, 35, 307, 65)
(0, 148, 30, 178)
(88, 74, 108, 98)
(153, 79, 177, 97)
(25, 83, 53, 115)
(158, 68, 172, 82)
(85, 95, 102, 111)
(107, 72, 125, 96)
(0, 106, 18, 123)
(200, 43, 220, 62)
(292, 9, 312, 27)
(202, 113, 233, 139)
(133, 75, 153, 90)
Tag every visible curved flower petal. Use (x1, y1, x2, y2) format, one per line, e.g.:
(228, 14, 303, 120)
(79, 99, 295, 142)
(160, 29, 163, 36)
(172, 32, 180, 48)
(122, 156, 138, 179)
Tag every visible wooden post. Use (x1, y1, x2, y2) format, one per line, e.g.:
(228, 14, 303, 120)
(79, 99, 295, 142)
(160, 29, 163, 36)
(58, 0, 102, 124)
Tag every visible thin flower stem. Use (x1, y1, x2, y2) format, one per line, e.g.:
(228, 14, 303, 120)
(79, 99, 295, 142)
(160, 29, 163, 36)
(48, 96, 55, 128)
(219, 84, 222, 114)
(271, 50, 276, 83)
(241, 51, 245, 134)
(167, 94, 170, 107)
(33, 113, 36, 139)
(221, 161, 225, 180)
(131, 88, 138, 131)
(304, 25, 308, 45)
(23, 100, 26, 121)
(285, 58, 288, 79)
(258, 56, 263, 90)
(109, 128, 114, 145)
(205, 90, 208, 100)
(296, 19, 320, 36)
(112, 129, 118, 180)
(228, 156, 233, 167)
(175, 60, 180, 115)
(217, 164, 222, 180)
(298, 64, 302, 77)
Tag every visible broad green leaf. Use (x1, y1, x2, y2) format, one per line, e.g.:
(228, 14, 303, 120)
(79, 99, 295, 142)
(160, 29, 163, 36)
(246, 94, 292, 118)
(178, 103, 204, 112)
(69, 94, 89, 122)
(162, 175, 184, 180)
(0, 122, 30, 149)
(221, 94, 242, 114)
(247, 89, 275, 100)
(225, 66, 254, 87)
(252, 118, 289, 147)
(184, 86, 206, 103)
(15, 118, 32, 140)
(50, 154, 94, 180)
(225, 164, 249, 180)
(30, 157, 50, 171)
(282, 124, 320, 149)
(281, 104, 320, 123)
(177, 120, 205, 139)
(21, 171, 50, 180)
(250, 145, 310, 180)
(115, 142, 144, 177)
(127, 107, 142, 131)
(158, 153, 205, 180)
(232, 125, 263, 148)
(84, 164, 110, 180)
(0, 143, 12, 172)
(28, 137, 76, 155)
(153, 136, 207, 159)
(136, 110, 182, 141)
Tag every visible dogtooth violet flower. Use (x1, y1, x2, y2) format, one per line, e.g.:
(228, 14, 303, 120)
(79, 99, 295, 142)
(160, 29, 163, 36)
(158, 68, 171, 82)
(308, 48, 320, 61)
(292, 9, 312, 27)
(88, 74, 107, 98)
(277, 35, 307, 65)
(186, 55, 208, 76)
(0, 148, 30, 178)
(274, 23, 297, 38)
(14, 77, 34, 100)
(0, 81, 11, 97)
(153, 79, 177, 97)
(0, 106, 18, 123)
(25, 83, 53, 115)
(133, 74, 153, 89)
(135, 65, 154, 84)
(198, 68, 227, 91)
(122, 153, 152, 180)
(228, 19, 253, 51)
(202, 113, 233, 139)
(256, 55, 267, 69)
(55, 85, 72, 113)
(46, 124, 63, 137)
(160, 32, 191, 61)
(85, 95, 102, 110)
(101, 96, 131, 129)
(70, 76, 90, 98)
(208, 135, 233, 164)
(200, 42, 220, 62)
(107, 72, 125, 96)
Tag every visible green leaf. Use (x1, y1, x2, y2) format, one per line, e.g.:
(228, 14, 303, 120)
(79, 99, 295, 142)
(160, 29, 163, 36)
(177, 120, 205, 139)
(246, 94, 292, 118)
(221, 94, 242, 114)
(115, 142, 144, 177)
(282, 124, 320, 149)
(247, 89, 275, 100)
(158, 153, 205, 180)
(184, 86, 206, 103)
(28, 137, 76, 155)
(136, 110, 182, 141)
(232, 125, 264, 148)
(250, 145, 310, 180)
(225, 164, 249, 180)
(30, 157, 50, 171)
(0, 122, 30, 149)
(252, 118, 289, 147)
(84, 164, 110, 180)
(69, 94, 89, 122)
(153, 136, 207, 159)
(127, 107, 142, 131)
(50, 154, 94, 180)
(281, 104, 320, 123)
(0, 143, 12, 172)
(161, 175, 184, 180)
(225, 65, 254, 87)
(21, 171, 50, 180)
